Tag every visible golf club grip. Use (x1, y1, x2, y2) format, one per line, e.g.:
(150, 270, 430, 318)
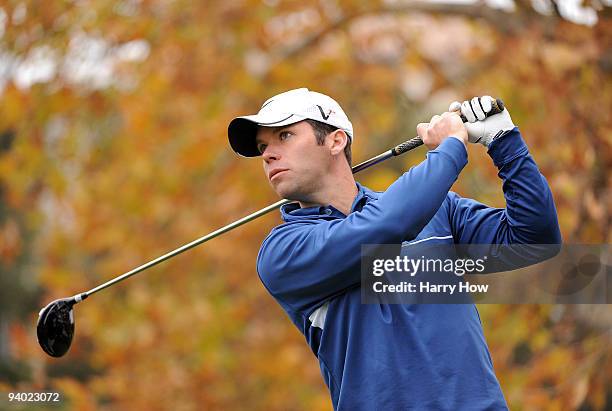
(458, 98, 505, 123)
(392, 137, 424, 156)
(393, 98, 505, 151)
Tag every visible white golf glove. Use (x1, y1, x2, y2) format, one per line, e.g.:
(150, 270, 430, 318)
(449, 96, 515, 147)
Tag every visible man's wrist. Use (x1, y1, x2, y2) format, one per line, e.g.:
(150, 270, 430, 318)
(487, 127, 529, 168)
(432, 136, 468, 173)
(449, 135, 467, 146)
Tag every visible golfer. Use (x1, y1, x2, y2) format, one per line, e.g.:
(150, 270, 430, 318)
(228, 88, 561, 410)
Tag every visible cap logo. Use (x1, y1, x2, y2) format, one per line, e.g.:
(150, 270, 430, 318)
(317, 105, 335, 120)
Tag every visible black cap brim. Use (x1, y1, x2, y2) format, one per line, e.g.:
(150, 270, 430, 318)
(228, 118, 261, 157)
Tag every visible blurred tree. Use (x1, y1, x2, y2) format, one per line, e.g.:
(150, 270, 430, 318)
(0, 128, 40, 384)
(0, 0, 609, 410)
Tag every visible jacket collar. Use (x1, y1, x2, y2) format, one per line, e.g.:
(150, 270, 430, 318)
(280, 182, 379, 222)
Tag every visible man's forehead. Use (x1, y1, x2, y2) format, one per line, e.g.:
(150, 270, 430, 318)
(255, 126, 278, 143)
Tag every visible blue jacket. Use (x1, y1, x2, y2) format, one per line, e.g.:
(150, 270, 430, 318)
(257, 129, 562, 410)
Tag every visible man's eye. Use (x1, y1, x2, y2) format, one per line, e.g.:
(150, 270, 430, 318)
(279, 131, 292, 140)
(257, 144, 267, 154)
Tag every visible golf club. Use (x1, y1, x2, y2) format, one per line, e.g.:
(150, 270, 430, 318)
(37, 99, 504, 357)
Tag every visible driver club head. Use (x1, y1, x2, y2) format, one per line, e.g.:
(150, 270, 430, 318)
(37, 297, 77, 357)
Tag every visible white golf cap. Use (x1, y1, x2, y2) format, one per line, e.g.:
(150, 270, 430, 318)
(228, 88, 354, 157)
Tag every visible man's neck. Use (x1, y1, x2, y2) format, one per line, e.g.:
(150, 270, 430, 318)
(299, 173, 359, 216)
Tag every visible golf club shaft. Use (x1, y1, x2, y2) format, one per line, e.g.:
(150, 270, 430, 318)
(73, 97, 508, 301)
(75, 136, 424, 301)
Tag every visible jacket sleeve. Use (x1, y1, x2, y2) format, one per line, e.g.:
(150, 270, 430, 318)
(448, 128, 562, 246)
(257, 137, 468, 312)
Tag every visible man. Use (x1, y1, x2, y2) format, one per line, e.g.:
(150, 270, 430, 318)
(227, 88, 561, 410)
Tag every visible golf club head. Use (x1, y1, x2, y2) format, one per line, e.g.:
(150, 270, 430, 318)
(37, 297, 76, 357)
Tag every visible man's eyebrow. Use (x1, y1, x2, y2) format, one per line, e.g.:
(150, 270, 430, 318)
(256, 125, 293, 144)
(273, 125, 294, 134)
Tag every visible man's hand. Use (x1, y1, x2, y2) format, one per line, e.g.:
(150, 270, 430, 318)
(417, 111, 468, 150)
(449, 96, 515, 147)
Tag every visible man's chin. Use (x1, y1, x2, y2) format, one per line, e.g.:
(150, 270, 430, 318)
(271, 184, 291, 200)
(273, 185, 305, 203)
(276, 190, 297, 201)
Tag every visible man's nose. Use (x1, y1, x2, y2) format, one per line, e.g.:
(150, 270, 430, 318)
(262, 147, 280, 163)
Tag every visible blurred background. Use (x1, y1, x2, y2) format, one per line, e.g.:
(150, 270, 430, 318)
(0, 0, 610, 410)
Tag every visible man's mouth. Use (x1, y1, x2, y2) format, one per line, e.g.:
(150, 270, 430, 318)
(269, 168, 289, 181)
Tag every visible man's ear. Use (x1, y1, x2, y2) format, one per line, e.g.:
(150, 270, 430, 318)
(328, 129, 348, 156)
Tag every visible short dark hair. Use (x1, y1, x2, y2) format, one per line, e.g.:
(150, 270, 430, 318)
(305, 119, 352, 166)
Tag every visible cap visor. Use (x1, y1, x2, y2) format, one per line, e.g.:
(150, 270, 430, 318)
(228, 113, 305, 157)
